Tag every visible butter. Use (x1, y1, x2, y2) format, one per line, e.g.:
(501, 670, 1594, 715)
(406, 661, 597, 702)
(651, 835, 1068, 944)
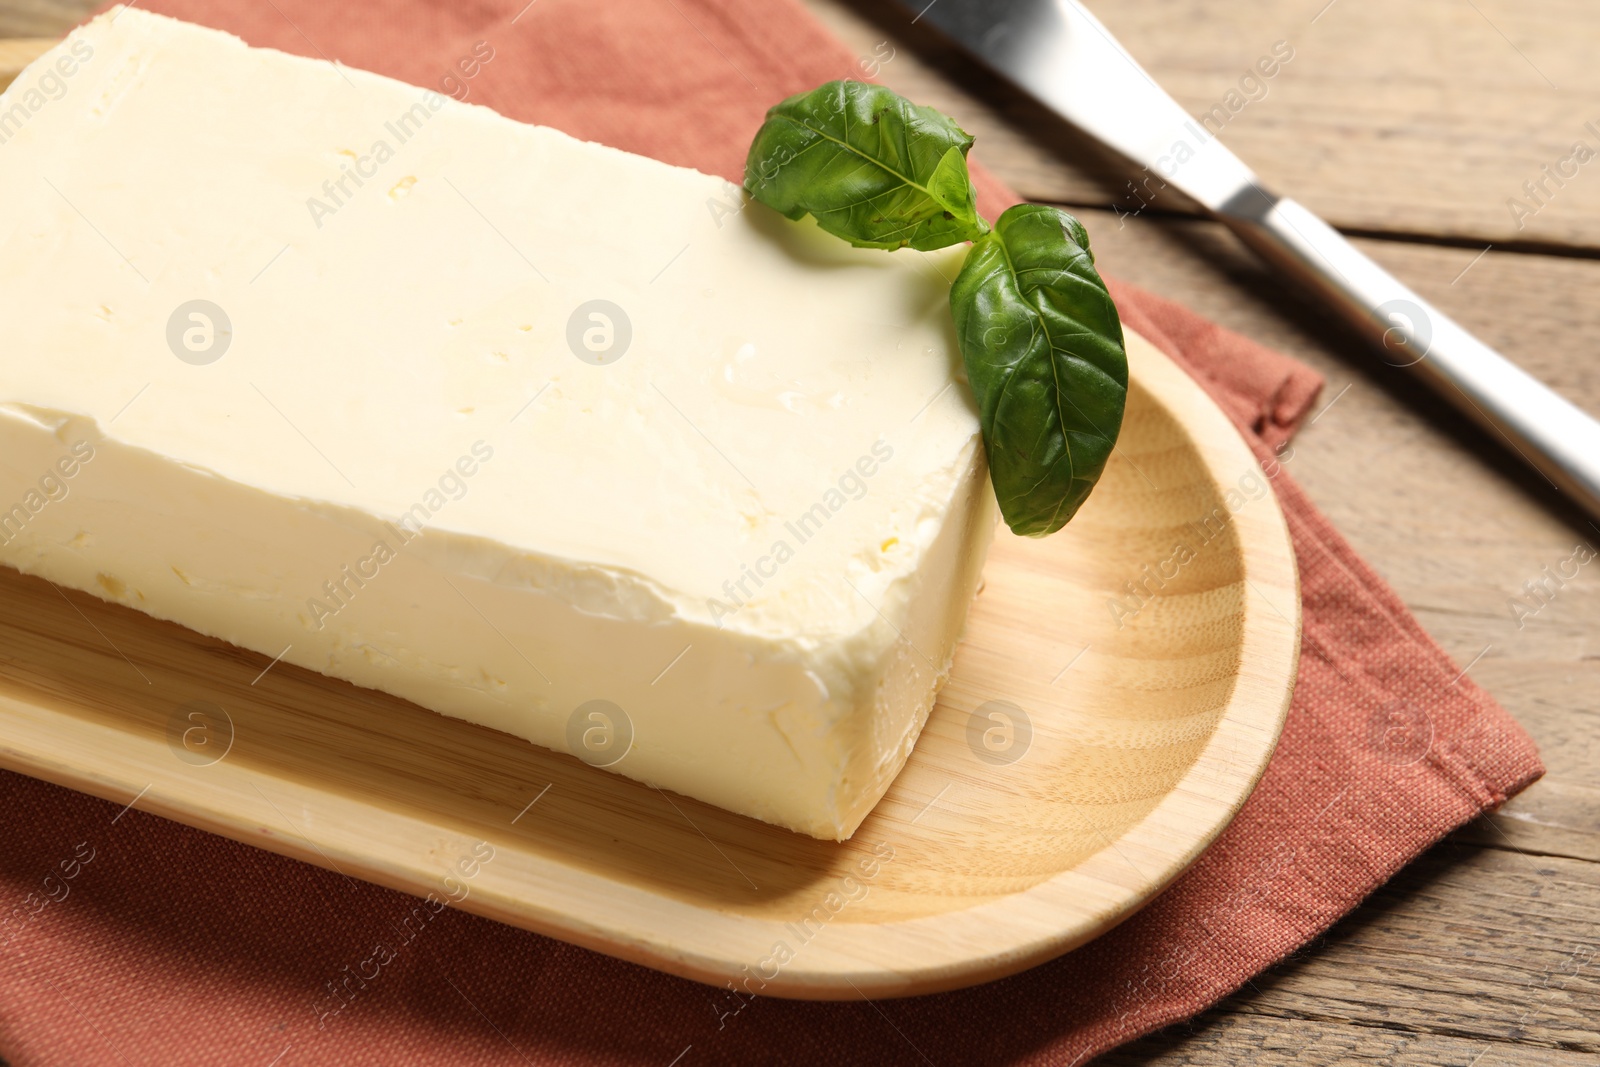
(0, 9, 995, 840)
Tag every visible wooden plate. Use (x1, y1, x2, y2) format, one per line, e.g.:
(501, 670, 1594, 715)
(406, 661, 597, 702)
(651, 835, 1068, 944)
(0, 326, 1298, 999)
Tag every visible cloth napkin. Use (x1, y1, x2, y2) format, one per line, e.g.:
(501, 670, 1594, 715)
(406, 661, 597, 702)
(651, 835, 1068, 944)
(0, 0, 1544, 1063)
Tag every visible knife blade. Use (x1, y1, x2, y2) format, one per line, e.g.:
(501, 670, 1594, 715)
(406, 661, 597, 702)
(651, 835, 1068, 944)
(900, 0, 1600, 523)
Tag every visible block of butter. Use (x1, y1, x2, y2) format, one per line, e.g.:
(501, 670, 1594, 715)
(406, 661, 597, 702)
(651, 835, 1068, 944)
(0, 9, 995, 840)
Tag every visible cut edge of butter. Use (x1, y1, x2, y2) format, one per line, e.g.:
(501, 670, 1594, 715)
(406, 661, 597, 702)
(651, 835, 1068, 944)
(0, 8, 999, 840)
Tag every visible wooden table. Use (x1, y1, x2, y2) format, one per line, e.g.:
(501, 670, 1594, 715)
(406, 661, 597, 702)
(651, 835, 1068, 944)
(4, 1, 1597, 1063)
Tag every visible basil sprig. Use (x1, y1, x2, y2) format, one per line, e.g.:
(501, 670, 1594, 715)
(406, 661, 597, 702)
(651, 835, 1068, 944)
(743, 80, 988, 251)
(745, 82, 1127, 538)
(951, 206, 1128, 536)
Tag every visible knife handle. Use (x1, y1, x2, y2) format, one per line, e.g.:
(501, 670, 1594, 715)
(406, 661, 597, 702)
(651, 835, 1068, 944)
(1219, 194, 1600, 522)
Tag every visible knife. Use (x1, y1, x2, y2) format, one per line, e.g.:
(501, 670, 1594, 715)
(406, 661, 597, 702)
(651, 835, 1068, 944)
(897, 0, 1600, 522)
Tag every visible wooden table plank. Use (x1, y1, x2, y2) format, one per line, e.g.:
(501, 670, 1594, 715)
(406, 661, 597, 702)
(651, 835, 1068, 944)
(811, 0, 1600, 252)
(1239, 847, 1600, 1054)
(1101, 1018, 1600, 1067)
(1457, 779, 1600, 865)
(1108, 846, 1600, 1064)
(0, 0, 86, 38)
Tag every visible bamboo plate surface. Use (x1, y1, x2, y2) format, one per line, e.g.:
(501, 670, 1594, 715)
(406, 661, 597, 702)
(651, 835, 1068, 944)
(0, 287, 1297, 997)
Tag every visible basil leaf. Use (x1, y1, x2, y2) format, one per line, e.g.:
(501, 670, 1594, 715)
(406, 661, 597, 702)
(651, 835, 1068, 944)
(950, 204, 1128, 538)
(743, 80, 988, 252)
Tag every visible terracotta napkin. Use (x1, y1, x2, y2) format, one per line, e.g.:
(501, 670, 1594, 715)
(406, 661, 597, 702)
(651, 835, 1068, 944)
(0, 0, 1543, 1063)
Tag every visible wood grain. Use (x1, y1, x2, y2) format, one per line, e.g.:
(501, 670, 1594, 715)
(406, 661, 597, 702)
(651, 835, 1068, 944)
(0, 0, 84, 39)
(810, 0, 1600, 251)
(1104, 846, 1600, 1064)
(0, 330, 1299, 1000)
